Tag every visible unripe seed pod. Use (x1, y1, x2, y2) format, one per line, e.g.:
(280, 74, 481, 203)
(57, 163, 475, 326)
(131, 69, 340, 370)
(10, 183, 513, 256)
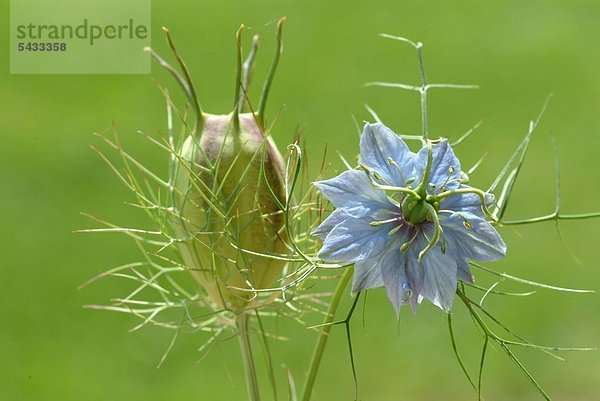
(148, 20, 290, 313)
(173, 113, 287, 311)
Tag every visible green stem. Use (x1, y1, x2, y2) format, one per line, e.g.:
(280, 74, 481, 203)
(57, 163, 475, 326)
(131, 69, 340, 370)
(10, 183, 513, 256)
(416, 42, 428, 141)
(237, 314, 261, 401)
(501, 211, 600, 226)
(300, 266, 354, 401)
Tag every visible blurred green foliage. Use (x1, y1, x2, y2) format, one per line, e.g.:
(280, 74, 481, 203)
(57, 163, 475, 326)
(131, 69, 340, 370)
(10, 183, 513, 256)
(2, 0, 600, 400)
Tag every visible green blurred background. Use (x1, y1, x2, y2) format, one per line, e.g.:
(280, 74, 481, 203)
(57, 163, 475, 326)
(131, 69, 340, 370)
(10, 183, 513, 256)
(2, 0, 600, 400)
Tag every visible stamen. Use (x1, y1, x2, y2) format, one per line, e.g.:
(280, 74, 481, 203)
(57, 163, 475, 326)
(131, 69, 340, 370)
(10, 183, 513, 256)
(387, 157, 407, 184)
(443, 177, 469, 187)
(435, 175, 469, 194)
(400, 229, 420, 252)
(358, 162, 393, 186)
(388, 223, 405, 236)
(369, 217, 400, 227)
(435, 166, 456, 193)
(372, 170, 391, 185)
(358, 163, 422, 199)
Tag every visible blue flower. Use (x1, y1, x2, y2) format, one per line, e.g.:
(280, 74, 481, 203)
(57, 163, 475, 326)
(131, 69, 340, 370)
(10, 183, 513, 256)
(314, 123, 506, 314)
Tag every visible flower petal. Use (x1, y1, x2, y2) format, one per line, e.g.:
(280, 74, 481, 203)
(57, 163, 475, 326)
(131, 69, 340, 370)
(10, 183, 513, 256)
(314, 169, 391, 218)
(457, 258, 475, 283)
(380, 249, 411, 316)
(418, 245, 459, 312)
(359, 123, 414, 186)
(403, 243, 426, 312)
(317, 215, 392, 263)
(414, 139, 462, 190)
(352, 256, 385, 295)
(441, 212, 507, 262)
(312, 209, 347, 240)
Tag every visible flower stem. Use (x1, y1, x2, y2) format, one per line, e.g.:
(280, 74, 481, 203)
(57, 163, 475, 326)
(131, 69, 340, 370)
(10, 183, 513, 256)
(300, 265, 354, 401)
(237, 314, 261, 401)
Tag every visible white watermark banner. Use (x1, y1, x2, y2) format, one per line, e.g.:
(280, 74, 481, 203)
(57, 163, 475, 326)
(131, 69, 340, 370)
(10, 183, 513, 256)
(10, 0, 151, 74)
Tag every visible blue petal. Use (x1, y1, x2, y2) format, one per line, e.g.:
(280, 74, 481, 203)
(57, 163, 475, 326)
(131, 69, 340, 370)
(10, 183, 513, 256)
(314, 169, 392, 218)
(379, 249, 411, 316)
(418, 246, 459, 312)
(440, 212, 507, 262)
(318, 215, 392, 263)
(457, 258, 475, 283)
(352, 255, 386, 295)
(359, 123, 414, 186)
(414, 139, 462, 190)
(440, 187, 494, 219)
(397, 227, 458, 312)
(312, 209, 347, 240)
(402, 238, 427, 311)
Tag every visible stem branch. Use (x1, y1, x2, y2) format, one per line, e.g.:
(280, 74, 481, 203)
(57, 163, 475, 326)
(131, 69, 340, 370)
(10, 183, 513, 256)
(300, 266, 354, 401)
(237, 314, 261, 401)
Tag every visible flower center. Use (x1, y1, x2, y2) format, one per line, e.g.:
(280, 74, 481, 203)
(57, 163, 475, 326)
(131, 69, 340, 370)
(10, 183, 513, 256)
(401, 196, 439, 225)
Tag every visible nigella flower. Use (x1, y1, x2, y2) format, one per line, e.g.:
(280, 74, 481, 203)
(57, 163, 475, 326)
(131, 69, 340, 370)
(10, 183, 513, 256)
(313, 123, 507, 314)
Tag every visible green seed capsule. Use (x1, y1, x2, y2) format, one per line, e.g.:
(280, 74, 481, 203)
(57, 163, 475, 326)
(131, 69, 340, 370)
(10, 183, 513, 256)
(173, 113, 288, 311)
(152, 19, 290, 312)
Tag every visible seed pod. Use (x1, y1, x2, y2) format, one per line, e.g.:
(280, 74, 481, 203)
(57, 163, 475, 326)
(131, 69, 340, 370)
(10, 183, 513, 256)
(173, 112, 287, 311)
(149, 20, 289, 312)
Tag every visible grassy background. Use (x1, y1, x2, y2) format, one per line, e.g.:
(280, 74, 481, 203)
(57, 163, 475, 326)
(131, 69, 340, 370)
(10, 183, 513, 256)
(2, 0, 600, 400)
